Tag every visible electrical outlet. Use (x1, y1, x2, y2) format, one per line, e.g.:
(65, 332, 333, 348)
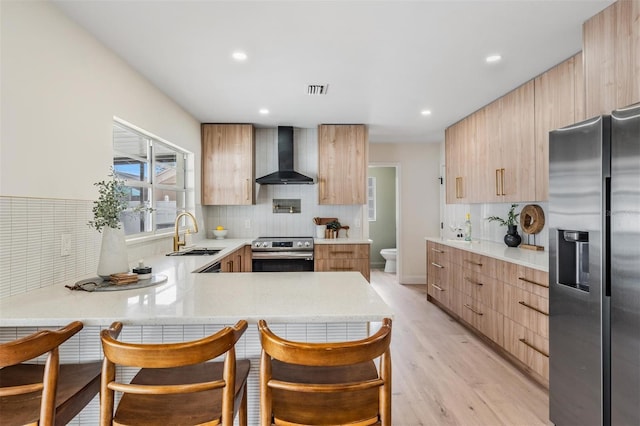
(61, 234, 72, 257)
(244, 219, 251, 229)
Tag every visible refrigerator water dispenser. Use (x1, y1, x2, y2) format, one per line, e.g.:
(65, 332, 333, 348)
(557, 230, 590, 291)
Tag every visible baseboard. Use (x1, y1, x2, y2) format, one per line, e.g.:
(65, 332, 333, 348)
(398, 274, 426, 285)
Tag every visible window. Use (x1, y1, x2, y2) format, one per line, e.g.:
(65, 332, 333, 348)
(112, 119, 192, 237)
(367, 176, 376, 221)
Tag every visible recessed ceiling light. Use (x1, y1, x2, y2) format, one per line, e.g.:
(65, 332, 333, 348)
(421, 110, 432, 116)
(232, 51, 247, 61)
(486, 54, 502, 63)
(259, 108, 269, 115)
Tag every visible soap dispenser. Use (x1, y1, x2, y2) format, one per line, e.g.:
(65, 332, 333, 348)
(464, 213, 472, 241)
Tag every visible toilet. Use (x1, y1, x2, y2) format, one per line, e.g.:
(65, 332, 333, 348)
(380, 248, 397, 273)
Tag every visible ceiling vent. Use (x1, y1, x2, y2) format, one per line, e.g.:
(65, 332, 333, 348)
(307, 84, 329, 95)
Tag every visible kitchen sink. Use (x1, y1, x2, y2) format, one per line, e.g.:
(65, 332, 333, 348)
(166, 248, 221, 256)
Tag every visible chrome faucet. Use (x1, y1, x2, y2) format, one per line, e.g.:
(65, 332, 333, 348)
(173, 211, 199, 252)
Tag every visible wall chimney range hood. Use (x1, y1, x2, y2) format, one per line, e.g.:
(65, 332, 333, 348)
(256, 126, 314, 185)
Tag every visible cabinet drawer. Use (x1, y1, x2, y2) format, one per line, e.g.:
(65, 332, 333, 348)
(427, 242, 450, 265)
(504, 283, 549, 338)
(315, 244, 369, 259)
(504, 265, 549, 298)
(315, 259, 370, 281)
(428, 260, 450, 305)
(460, 270, 504, 313)
(504, 318, 549, 380)
(460, 294, 503, 346)
(457, 251, 497, 276)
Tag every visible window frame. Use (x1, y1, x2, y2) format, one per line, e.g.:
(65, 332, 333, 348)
(112, 117, 194, 240)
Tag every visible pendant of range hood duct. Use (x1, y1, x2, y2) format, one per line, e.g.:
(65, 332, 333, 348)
(256, 126, 315, 185)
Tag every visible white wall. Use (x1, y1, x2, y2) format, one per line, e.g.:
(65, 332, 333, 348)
(369, 143, 442, 284)
(1, 1, 201, 200)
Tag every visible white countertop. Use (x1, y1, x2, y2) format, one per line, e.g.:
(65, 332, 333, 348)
(314, 238, 372, 244)
(0, 238, 392, 327)
(425, 237, 548, 272)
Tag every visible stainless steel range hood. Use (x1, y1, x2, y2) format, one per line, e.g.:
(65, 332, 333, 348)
(256, 126, 314, 185)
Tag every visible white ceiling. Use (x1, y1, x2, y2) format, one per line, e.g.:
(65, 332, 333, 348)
(52, 0, 613, 144)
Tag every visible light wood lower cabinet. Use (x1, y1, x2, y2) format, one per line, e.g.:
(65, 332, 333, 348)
(220, 245, 252, 272)
(426, 241, 549, 385)
(314, 243, 370, 282)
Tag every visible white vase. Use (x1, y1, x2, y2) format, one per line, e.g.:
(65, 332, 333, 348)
(97, 225, 129, 279)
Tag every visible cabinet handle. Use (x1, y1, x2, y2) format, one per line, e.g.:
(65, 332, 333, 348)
(501, 168, 506, 196)
(464, 276, 483, 286)
(330, 251, 354, 255)
(463, 304, 484, 316)
(456, 177, 463, 199)
(227, 261, 233, 271)
(431, 283, 445, 291)
(431, 247, 445, 253)
(518, 277, 548, 288)
(464, 259, 483, 267)
(431, 262, 444, 269)
(518, 301, 549, 316)
(519, 338, 549, 358)
(495, 169, 501, 196)
(330, 267, 354, 271)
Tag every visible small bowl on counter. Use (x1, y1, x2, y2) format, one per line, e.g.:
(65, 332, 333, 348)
(213, 229, 228, 239)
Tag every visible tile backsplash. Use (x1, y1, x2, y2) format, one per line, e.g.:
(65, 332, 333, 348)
(442, 201, 549, 249)
(0, 196, 181, 299)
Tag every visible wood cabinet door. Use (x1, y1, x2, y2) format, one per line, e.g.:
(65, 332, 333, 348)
(445, 126, 460, 204)
(499, 81, 536, 202)
(202, 124, 255, 205)
(318, 124, 368, 205)
(583, 0, 640, 117)
(534, 56, 579, 201)
(482, 99, 503, 202)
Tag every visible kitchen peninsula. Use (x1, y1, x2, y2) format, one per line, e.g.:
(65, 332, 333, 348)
(0, 239, 392, 425)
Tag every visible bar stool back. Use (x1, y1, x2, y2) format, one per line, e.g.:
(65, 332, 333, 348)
(0, 321, 102, 426)
(100, 320, 250, 426)
(258, 318, 392, 426)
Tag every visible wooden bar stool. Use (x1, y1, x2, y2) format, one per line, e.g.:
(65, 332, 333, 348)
(0, 321, 102, 426)
(258, 318, 392, 426)
(100, 320, 250, 426)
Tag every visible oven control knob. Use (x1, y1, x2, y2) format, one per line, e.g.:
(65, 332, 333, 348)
(262, 242, 269, 248)
(297, 241, 303, 248)
(254, 242, 261, 248)
(304, 241, 311, 247)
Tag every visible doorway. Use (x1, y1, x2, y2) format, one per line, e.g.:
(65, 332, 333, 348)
(368, 165, 399, 273)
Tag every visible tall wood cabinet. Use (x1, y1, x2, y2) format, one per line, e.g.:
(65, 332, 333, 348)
(317, 125, 368, 205)
(201, 124, 255, 205)
(534, 53, 584, 201)
(583, 0, 640, 118)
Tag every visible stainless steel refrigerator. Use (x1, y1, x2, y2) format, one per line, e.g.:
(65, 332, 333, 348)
(549, 102, 640, 426)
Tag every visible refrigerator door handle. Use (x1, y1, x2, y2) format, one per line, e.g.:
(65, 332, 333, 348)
(605, 176, 611, 297)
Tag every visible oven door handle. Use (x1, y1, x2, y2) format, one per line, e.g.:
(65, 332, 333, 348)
(252, 251, 313, 260)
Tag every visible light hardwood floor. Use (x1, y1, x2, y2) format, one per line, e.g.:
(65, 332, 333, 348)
(369, 269, 549, 426)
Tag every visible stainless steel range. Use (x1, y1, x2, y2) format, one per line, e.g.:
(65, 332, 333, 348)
(251, 236, 314, 272)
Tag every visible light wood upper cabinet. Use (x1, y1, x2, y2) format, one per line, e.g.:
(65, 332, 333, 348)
(534, 54, 582, 201)
(201, 124, 255, 205)
(584, 0, 640, 117)
(317, 124, 368, 205)
(445, 82, 535, 203)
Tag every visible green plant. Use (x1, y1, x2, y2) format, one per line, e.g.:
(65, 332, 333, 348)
(486, 204, 520, 226)
(87, 171, 152, 232)
(326, 220, 341, 230)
